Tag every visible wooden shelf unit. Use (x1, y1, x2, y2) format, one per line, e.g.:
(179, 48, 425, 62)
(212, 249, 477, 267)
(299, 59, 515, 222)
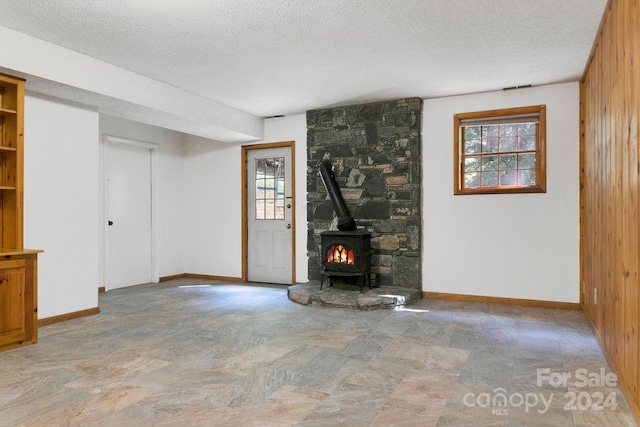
(0, 74, 22, 250)
(0, 73, 41, 353)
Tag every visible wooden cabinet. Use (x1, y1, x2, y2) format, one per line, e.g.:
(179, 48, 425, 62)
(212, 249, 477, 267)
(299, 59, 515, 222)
(0, 73, 41, 352)
(0, 253, 38, 351)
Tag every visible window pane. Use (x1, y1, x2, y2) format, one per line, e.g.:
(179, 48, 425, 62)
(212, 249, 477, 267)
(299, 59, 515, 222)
(518, 169, 536, 186)
(481, 171, 499, 187)
(518, 123, 536, 136)
(277, 178, 285, 198)
(265, 199, 275, 219)
(481, 155, 498, 171)
(482, 138, 499, 153)
(518, 153, 536, 169)
(275, 157, 284, 179)
(256, 180, 265, 199)
(265, 178, 275, 199)
(255, 199, 265, 220)
(499, 154, 517, 170)
(464, 126, 481, 140)
(500, 170, 517, 186)
(519, 136, 536, 151)
(464, 139, 481, 154)
(500, 124, 517, 137)
(483, 125, 499, 138)
(464, 172, 481, 188)
(265, 158, 275, 178)
(256, 159, 266, 178)
(499, 137, 516, 152)
(464, 156, 481, 172)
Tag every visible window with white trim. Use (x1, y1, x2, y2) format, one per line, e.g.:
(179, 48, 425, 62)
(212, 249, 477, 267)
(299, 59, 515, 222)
(454, 105, 546, 194)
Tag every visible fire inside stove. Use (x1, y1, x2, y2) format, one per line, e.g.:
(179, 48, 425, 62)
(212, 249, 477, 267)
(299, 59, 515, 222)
(327, 244, 355, 265)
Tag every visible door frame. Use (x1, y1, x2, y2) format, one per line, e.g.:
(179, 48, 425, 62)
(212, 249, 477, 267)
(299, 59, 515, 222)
(102, 134, 159, 289)
(241, 141, 296, 284)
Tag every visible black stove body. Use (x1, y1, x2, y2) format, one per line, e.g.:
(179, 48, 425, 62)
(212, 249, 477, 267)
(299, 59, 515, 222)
(318, 160, 372, 292)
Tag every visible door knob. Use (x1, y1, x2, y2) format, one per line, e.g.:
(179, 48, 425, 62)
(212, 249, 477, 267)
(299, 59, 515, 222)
(286, 224, 291, 229)
(108, 220, 114, 226)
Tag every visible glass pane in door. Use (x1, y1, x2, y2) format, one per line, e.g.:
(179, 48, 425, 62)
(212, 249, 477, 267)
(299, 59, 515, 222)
(255, 157, 285, 220)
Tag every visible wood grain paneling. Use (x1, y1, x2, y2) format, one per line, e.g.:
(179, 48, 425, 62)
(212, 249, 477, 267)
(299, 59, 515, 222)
(581, 0, 640, 420)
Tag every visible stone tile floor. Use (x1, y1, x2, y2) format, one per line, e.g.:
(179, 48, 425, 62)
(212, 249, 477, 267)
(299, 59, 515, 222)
(0, 278, 636, 426)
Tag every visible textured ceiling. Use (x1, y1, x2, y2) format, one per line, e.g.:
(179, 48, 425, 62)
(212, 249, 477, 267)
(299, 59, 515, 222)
(0, 0, 606, 119)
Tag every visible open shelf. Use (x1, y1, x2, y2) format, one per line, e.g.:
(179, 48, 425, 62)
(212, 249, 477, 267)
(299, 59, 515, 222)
(0, 108, 17, 117)
(0, 146, 17, 152)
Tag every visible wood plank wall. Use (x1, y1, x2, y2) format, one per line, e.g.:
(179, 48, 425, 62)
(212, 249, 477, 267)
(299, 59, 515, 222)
(581, 0, 640, 420)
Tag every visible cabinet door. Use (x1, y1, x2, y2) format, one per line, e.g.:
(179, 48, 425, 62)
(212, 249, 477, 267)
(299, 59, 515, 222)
(0, 260, 27, 346)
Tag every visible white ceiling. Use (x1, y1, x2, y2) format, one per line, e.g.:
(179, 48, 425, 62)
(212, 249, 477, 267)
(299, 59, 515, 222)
(0, 0, 606, 136)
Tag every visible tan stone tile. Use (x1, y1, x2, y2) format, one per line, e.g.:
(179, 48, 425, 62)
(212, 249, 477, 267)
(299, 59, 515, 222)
(414, 345, 471, 373)
(0, 386, 90, 426)
(369, 403, 440, 427)
(272, 328, 366, 349)
(572, 408, 637, 426)
(237, 385, 328, 425)
(379, 337, 431, 361)
(66, 353, 172, 393)
(521, 307, 557, 323)
(385, 371, 458, 415)
(0, 371, 32, 388)
(22, 386, 156, 426)
(198, 313, 253, 330)
(156, 404, 242, 426)
(402, 370, 460, 400)
(438, 406, 507, 426)
(344, 358, 412, 391)
(298, 383, 387, 426)
(212, 345, 292, 376)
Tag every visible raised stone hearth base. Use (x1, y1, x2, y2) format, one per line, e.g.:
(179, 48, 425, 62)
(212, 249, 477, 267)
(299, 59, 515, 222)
(288, 283, 421, 309)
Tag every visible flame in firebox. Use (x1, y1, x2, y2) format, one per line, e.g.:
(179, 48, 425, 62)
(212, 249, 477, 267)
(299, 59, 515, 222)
(327, 244, 355, 265)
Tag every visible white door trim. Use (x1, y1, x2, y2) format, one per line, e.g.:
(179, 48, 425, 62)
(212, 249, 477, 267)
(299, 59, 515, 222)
(102, 134, 159, 287)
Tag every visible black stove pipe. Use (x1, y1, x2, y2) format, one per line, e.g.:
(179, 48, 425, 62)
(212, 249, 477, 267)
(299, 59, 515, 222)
(318, 160, 357, 231)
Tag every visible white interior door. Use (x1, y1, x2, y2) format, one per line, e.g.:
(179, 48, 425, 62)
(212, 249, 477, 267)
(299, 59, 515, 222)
(247, 146, 293, 284)
(105, 139, 152, 290)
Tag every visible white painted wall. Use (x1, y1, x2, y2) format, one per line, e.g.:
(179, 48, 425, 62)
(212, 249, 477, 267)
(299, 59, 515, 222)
(99, 115, 186, 283)
(422, 82, 580, 302)
(263, 115, 309, 283)
(183, 114, 308, 283)
(24, 94, 100, 318)
(183, 137, 244, 278)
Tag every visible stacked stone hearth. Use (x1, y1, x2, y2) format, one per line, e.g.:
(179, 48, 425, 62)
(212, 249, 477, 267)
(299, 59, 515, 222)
(306, 98, 422, 291)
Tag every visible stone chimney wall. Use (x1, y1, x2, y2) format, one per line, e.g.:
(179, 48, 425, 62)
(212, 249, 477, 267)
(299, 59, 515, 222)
(306, 98, 422, 289)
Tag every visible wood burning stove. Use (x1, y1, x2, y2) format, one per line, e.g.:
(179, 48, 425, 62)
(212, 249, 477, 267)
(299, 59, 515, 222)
(320, 230, 371, 292)
(318, 160, 372, 292)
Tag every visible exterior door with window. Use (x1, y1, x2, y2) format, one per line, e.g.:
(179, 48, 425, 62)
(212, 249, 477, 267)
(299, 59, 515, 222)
(247, 146, 293, 284)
